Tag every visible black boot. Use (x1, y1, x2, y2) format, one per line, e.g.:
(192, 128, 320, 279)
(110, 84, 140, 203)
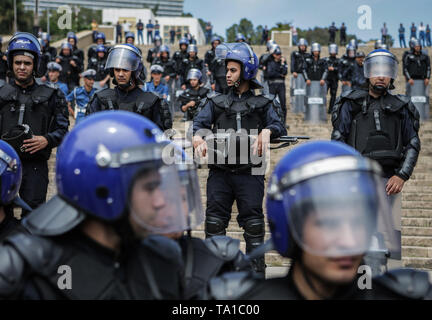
(243, 219, 266, 275)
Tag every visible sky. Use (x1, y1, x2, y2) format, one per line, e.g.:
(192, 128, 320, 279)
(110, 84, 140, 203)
(183, 0, 431, 47)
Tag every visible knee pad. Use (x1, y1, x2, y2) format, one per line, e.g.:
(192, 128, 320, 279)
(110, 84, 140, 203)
(205, 216, 227, 237)
(243, 219, 265, 238)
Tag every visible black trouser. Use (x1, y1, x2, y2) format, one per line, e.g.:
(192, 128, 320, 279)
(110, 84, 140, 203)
(269, 81, 287, 124)
(206, 168, 265, 227)
(20, 160, 49, 216)
(326, 79, 338, 112)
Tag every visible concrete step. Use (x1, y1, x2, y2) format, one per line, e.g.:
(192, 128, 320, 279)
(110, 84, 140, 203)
(402, 201, 432, 210)
(402, 193, 432, 202)
(402, 226, 432, 236)
(402, 246, 432, 258)
(402, 236, 432, 248)
(403, 257, 432, 269)
(402, 217, 432, 228)
(402, 209, 432, 218)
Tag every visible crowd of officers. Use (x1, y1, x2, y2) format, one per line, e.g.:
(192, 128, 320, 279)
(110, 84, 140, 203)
(0, 29, 431, 301)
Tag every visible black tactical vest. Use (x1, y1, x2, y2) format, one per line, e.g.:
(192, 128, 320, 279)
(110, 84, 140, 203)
(347, 93, 404, 168)
(0, 83, 56, 160)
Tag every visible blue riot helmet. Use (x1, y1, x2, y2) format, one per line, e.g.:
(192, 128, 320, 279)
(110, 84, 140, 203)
(0, 140, 25, 208)
(346, 44, 356, 58)
(266, 40, 277, 51)
(52, 111, 188, 236)
(106, 44, 144, 85)
(311, 42, 321, 54)
(187, 68, 202, 82)
(154, 35, 162, 46)
(125, 32, 135, 43)
(159, 44, 170, 57)
(364, 49, 398, 90)
(235, 33, 246, 42)
(329, 43, 338, 55)
(215, 42, 261, 88)
(211, 36, 221, 46)
(179, 37, 189, 48)
(270, 45, 282, 55)
(266, 141, 398, 258)
(96, 44, 106, 54)
(7, 32, 42, 76)
(60, 42, 73, 55)
(374, 39, 383, 50)
(411, 38, 422, 50)
(297, 38, 308, 51)
(67, 31, 78, 46)
(95, 32, 106, 44)
(187, 44, 198, 54)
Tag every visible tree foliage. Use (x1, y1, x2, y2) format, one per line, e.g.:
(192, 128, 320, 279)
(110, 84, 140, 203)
(0, 0, 33, 34)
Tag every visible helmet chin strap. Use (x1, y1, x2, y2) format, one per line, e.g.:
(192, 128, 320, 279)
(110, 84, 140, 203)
(370, 83, 388, 95)
(118, 78, 134, 90)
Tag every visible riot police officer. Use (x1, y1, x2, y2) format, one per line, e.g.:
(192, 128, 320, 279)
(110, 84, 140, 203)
(153, 45, 177, 111)
(265, 45, 288, 123)
(235, 33, 247, 43)
(192, 42, 286, 274)
(179, 68, 209, 121)
(342, 51, 367, 90)
(303, 43, 328, 86)
(87, 32, 107, 64)
(0, 140, 31, 242)
(209, 141, 432, 300)
(87, 44, 110, 91)
(56, 42, 83, 92)
(259, 40, 277, 95)
(38, 33, 57, 79)
(0, 111, 185, 299)
(125, 32, 135, 45)
(173, 37, 190, 78)
(290, 38, 311, 80)
(324, 44, 341, 113)
(87, 44, 170, 131)
(339, 44, 357, 92)
(180, 44, 204, 89)
(67, 32, 85, 66)
(403, 39, 431, 89)
(0, 32, 69, 214)
(147, 35, 162, 65)
(331, 49, 421, 261)
(205, 36, 227, 93)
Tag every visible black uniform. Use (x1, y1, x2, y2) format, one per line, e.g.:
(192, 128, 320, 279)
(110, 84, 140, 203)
(146, 46, 161, 65)
(178, 235, 249, 300)
(0, 52, 7, 82)
(303, 56, 328, 81)
(87, 86, 169, 130)
(71, 45, 85, 66)
(57, 53, 83, 92)
(87, 45, 111, 65)
(403, 51, 431, 81)
(179, 86, 209, 120)
(173, 50, 189, 76)
(206, 49, 228, 94)
(343, 62, 367, 90)
(153, 56, 177, 79)
(290, 50, 311, 74)
(331, 89, 421, 180)
(340, 54, 356, 83)
(87, 56, 110, 87)
(265, 56, 288, 123)
(0, 211, 28, 243)
(38, 46, 57, 78)
(209, 266, 432, 300)
(193, 89, 286, 273)
(340, 25, 347, 45)
(329, 25, 338, 43)
(180, 57, 205, 86)
(0, 198, 184, 300)
(324, 55, 341, 111)
(0, 82, 69, 212)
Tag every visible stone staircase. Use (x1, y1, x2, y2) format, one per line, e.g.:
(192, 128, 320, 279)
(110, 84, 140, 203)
(44, 43, 432, 271)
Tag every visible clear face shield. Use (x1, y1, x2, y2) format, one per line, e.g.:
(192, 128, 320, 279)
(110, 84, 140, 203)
(118, 143, 188, 236)
(106, 45, 141, 71)
(281, 157, 399, 258)
(364, 54, 398, 79)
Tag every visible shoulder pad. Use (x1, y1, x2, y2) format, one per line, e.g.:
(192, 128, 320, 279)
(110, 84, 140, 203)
(209, 271, 259, 300)
(343, 89, 368, 100)
(141, 91, 160, 104)
(207, 91, 221, 99)
(22, 196, 85, 236)
(374, 268, 432, 300)
(0, 242, 25, 297)
(204, 236, 241, 262)
(4, 233, 63, 278)
(209, 92, 226, 108)
(247, 95, 272, 110)
(95, 87, 115, 99)
(396, 95, 420, 131)
(32, 84, 56, 104)
(141, 234, 183, 266)
(0, 83, 18, 101)
(263, 93, 276, 101)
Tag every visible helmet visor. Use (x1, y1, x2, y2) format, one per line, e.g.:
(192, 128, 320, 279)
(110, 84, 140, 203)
(364, 54, 398, 79)
(283, 170, 398, 258)
(106, 46, 140, 71)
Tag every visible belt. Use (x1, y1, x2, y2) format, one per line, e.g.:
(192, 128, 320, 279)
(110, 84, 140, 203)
(268, 79, 285, 84)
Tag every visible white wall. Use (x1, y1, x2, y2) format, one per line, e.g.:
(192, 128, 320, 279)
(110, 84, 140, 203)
(155, 17, 206, 46)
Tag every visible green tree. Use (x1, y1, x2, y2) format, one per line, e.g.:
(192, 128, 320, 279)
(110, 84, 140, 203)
(0, 0, 33, 34)
(226, 18, 266, 45)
